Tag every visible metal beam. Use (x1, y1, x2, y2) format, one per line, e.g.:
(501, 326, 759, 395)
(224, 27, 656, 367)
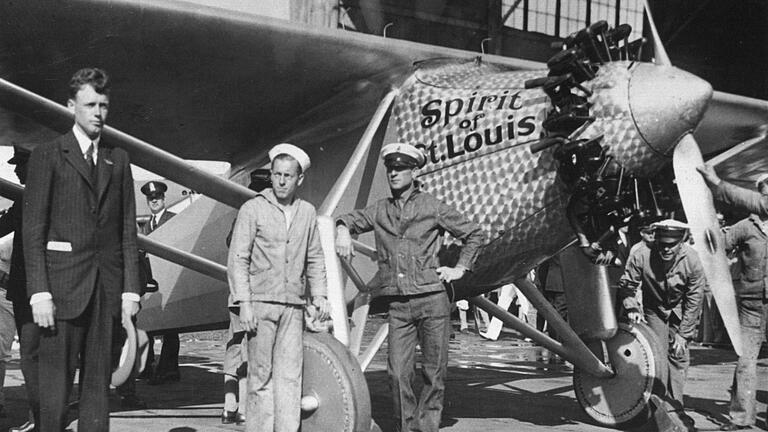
(0, 78, 255, 210)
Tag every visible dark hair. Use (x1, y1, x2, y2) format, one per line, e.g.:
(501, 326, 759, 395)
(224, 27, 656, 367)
(271, 153, 303, 175)
(68, 68, 111, 99)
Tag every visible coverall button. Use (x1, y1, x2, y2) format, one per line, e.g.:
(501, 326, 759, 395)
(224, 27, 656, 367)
(398, 273, 404, 278)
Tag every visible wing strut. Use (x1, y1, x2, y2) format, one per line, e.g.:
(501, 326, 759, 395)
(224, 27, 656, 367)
(318, 88, 398, 216)
(0, 78, 254, 209)
(0, 181, 227, 282)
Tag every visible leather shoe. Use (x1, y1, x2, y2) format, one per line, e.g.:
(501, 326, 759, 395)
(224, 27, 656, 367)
(8, 420, 35, 432)
(720, 422, 750, 431)
(222, 410, 246, 425)
(221, 410, 238, 424)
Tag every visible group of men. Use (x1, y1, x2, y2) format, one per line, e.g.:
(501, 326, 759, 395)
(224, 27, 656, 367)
(1, 65, 766, 432)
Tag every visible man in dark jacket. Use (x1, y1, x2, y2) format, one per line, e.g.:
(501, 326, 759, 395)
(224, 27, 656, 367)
(23, 68, 141, 432)
(137, 181, 180, 386)
(719, 183, 768, 431)
(335, 142, 484, 432)
(618, 220, 705, 414)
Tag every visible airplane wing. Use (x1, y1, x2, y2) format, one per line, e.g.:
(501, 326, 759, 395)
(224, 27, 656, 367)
(0, 0, 542, 162)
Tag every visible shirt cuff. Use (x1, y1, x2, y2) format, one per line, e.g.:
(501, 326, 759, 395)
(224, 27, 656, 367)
(29, 292, 52, 305)
(122, 293, 141, 302)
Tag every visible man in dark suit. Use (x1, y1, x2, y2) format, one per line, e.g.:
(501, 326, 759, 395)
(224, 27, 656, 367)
(0, 146, 39, 432)
(138, 181, 180, 385)
(23, 68, 141, 432)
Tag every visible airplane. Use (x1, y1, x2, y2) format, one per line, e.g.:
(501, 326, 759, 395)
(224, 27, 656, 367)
(0, 1, 766, 430)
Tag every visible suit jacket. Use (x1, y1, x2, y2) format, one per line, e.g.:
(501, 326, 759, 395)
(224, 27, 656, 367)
(0, 200, 25, 303)
(23, 131, 140, 320)
(140, 210, 176, 235)
(137, 209, 175, 294)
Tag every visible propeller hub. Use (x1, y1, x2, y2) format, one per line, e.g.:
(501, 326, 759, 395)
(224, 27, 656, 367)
(629, 63, 712, 156)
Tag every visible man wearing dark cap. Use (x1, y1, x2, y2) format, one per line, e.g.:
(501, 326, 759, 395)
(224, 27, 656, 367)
(618, 220, 704, 418)
(335, 142, 484, 432)
(0, 146, 38, 431)
(138, 180, 180, 385)
(718, 187, 768, 431)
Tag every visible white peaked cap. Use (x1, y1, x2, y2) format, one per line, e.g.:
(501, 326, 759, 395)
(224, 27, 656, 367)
(269, 143, 311, 172)
(380, 142, 427, 168)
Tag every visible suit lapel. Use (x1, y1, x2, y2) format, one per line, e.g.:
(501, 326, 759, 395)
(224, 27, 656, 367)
(97, 146, 114, 205)
(61, 132, 95, 191)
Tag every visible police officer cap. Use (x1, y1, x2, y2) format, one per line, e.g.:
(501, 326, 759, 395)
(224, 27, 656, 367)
(754, 173, 768, 189)
(268, 143, 310, 172)
(7, 145, 30, 165)
(141, 181, 168, 198)
(651, 219, 689, 242)
(381, 143, 426, 169)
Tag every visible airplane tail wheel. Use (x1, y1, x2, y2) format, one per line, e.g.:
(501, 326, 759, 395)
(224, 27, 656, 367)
(573, 322, 665, 427)
(302, 331, 372, 432)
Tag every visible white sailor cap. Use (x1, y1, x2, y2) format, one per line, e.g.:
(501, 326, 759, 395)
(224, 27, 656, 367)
(754, 173, 768, 189)
(380, 142, 426, 169)
(269, 143, 311, 172)
(651, 219, 689, 242)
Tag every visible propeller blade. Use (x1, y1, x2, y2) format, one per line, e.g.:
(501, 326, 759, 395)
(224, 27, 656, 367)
(643, 0, 671, 66)
(672, 134, 742, 355)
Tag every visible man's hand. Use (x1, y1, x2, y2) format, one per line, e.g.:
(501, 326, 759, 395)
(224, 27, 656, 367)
(671, 333, 688, 358)
(32, 298, 56, 329)
(122, 299, 140, 325)
(311, 296, 331, 321)
(696, 164, 721, 187)
(436, 266, 467, 283)
(335, 225, 354, 260)
(626, 310, 643, 323)
(239, 301, 258, 333)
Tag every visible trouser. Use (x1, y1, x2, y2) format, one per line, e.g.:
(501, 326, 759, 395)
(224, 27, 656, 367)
(224, 309, 247, 412)
(246, 302, 303, 432)
(388, 291, 451, 432)
(645, 312, 689, 407)
(13, 297, 40, 425)
(537, 290, 567, 341)
(728, 297, 767, 426)
(0, 287, 14, 408)
(147, 332, 180, 375)
(39, 285, 115, 432)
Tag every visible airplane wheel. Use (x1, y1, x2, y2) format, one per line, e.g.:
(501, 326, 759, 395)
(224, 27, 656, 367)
(573, 322, 664, 427)
(302, 331, 372, 432)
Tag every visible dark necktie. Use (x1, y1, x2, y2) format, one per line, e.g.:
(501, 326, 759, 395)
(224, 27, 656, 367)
(151, 215, 157, 232)
(85, 142, 95, 175)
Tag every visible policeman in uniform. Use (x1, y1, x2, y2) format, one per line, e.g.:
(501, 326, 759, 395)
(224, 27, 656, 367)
(618, 220, 705, 416)
(139, 181, 180, 385)
(335, 143, 484, 432)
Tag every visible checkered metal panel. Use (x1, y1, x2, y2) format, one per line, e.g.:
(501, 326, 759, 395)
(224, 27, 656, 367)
(388, 59, 667, 286)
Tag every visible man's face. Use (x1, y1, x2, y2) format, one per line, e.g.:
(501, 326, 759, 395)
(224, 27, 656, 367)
(147, 195, 165, 214)
(271, 158, 303, 202)
(655, 238, 682, 262)
(639, 228, 654, 245)
(386, 164, 415, 192)
(68, 84, 109, 140)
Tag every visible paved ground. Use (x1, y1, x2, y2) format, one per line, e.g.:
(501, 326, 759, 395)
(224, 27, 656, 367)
(1, 317, 766, 431)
